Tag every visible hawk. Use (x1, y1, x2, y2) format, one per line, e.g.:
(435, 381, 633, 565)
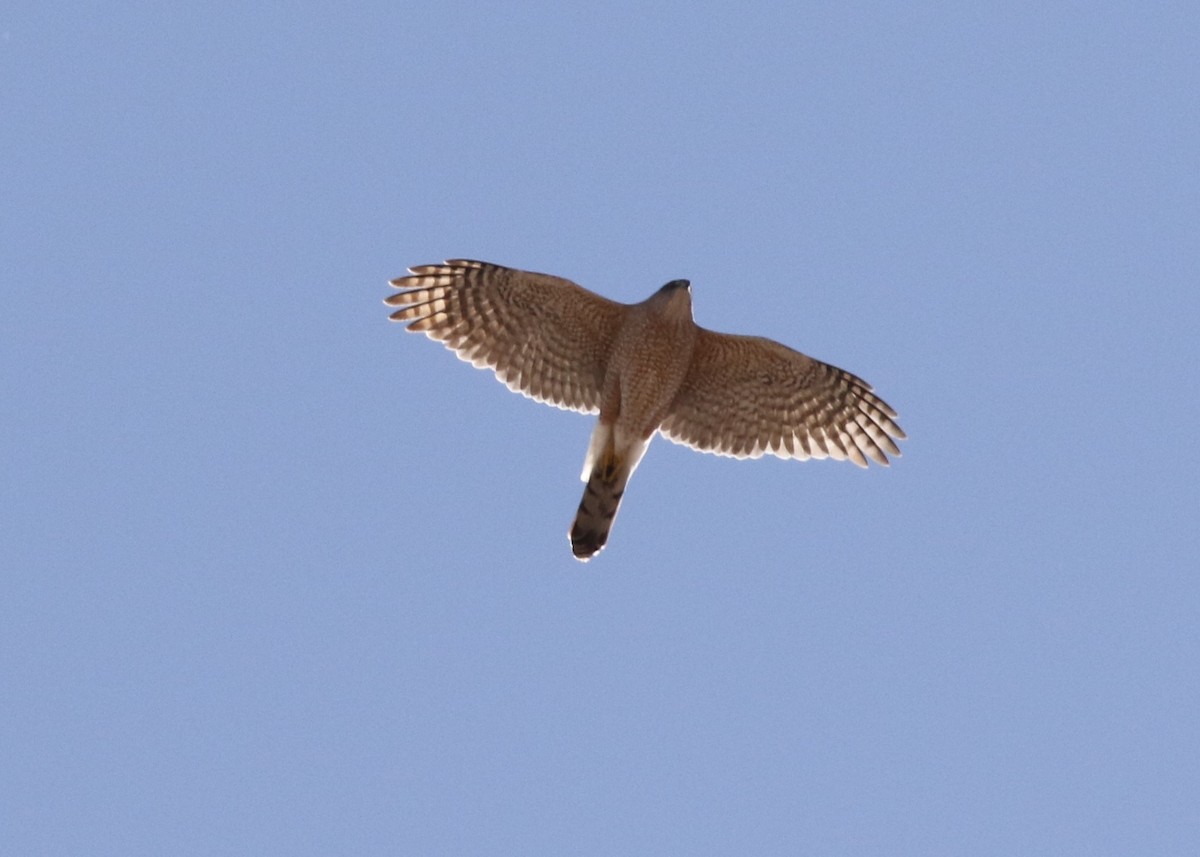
(386, 260, 904, 561)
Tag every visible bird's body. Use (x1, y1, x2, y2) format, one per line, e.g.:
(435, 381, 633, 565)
(386, 260, 904, 561)
(572, 280, 697, 558)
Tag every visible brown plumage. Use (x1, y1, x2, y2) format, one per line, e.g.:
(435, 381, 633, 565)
(386, 260, 904, 561)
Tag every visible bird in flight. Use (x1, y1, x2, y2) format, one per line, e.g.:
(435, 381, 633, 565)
(386, 260, 904, 561)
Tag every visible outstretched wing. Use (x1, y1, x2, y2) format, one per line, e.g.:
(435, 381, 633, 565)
(659, 328, 905, 467)
(386, 260, 628, 414)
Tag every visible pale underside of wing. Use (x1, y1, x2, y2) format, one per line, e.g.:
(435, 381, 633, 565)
(659, 329, 906, 467)
(386, 260, 628, 414)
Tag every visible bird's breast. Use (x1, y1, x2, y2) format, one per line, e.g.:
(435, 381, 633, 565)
(604, 315, 697, 435)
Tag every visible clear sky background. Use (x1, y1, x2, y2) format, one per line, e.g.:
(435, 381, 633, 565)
(4, 2, 1198, 854)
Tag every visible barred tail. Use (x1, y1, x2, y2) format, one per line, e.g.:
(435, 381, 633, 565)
(569, 426, 650, 562)
(570, 462, 629, 561)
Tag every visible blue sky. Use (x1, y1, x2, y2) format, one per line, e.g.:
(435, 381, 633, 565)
(3, 2, 1198, 854)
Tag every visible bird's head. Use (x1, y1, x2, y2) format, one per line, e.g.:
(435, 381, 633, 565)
(651, 278, 693, 321)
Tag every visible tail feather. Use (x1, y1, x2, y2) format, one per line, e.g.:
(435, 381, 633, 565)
(570, 453, 629, 561)
(570, 426, 650, 561)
